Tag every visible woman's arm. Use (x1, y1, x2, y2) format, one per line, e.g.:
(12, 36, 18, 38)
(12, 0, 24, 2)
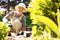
(21, 15, 26, 31)
(2, 11, 14, 23)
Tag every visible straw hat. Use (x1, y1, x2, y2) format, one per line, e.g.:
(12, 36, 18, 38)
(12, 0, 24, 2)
(15, 3, 27, 12)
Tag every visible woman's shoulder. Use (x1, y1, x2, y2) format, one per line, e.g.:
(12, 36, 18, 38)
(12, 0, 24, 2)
(22, 14, 26, 20)
(8, 11, 15, 15)
(22, 14, 26, 17)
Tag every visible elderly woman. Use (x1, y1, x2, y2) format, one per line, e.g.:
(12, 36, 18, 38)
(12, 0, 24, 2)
(3, 3, 26, 35)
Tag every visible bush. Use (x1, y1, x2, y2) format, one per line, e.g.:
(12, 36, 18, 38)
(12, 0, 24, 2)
(0, 9, 6, 21)
(28, 0, 60, 39)
(26, 15, 32, 27)
(0, 22, 10, 40)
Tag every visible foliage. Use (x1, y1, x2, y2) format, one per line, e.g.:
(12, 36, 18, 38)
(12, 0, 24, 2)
(26, 15, 32, 27)
(0, 10, 5, 21)
(57, 9, 60, 37)
(0, 22, 10, 40)
(28, 0, 60, 39)
(32, 15, 58, 35)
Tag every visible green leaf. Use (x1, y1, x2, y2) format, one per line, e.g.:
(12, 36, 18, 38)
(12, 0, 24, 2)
(57, 9, 60, 37)
(35, 15, 58, 36)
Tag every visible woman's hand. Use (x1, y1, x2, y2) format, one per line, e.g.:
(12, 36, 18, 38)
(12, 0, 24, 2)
(2, 18, 8, 23)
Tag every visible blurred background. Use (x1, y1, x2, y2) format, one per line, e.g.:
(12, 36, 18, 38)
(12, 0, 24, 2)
(0, 0, 32, 28)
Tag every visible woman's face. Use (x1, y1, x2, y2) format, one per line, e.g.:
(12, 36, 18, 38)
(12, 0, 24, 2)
(16, 7, 25, 14)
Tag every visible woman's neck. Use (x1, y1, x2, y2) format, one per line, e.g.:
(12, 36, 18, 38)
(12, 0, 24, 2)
(17, 13, 23, 16)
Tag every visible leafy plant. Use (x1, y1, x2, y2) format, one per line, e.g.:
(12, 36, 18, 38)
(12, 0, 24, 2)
(0, 10, 5, 21)
(28, 0, 60, 39)
(26, 15, 32, 27)
(0, 22, 10, 40)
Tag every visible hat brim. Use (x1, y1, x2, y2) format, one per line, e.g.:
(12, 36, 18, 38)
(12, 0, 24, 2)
(15, 4, 27, 12)
(18, 5, 27, 12)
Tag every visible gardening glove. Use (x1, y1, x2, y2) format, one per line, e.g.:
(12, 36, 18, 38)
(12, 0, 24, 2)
(2, 18, 8, 24)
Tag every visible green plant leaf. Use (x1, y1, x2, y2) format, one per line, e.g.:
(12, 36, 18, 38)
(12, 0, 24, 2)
(57, 9, 60, 37)
(35, 15, 58, 36)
